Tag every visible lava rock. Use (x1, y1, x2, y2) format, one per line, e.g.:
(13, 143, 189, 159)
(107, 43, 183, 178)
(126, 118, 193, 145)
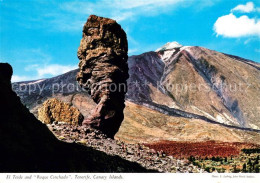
(76, 15, 129, 138)
(38, 98, 84, 125)
(48, 122, 204, 173)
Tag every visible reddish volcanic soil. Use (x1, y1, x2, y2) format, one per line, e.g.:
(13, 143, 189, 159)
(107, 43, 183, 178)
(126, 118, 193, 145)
(145, 141, 260, 158)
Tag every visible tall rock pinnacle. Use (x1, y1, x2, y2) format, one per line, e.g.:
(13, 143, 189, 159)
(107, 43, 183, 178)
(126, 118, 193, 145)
(76, 15, 129, 138)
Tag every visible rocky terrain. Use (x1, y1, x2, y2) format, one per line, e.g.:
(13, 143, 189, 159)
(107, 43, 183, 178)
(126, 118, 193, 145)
(0, 62, 202, 172)
(76, 15, 129, 138)
(1, 62, 257, 173)
(47, 122, 203, 173)
(0, 63, 153, 172)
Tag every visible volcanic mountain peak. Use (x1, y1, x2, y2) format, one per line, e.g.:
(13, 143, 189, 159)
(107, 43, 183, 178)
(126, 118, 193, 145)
(156, 41, 183, 52)
(155, 42, 191, 63)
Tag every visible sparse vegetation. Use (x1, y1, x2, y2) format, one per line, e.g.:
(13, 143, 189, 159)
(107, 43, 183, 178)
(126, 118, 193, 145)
(189, 150, 260, 173)
(242, 148, 260, 154)
(145, 140, 260, 173)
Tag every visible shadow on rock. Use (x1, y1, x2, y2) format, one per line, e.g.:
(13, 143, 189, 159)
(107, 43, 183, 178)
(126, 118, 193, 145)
(0, 62, 154, 173)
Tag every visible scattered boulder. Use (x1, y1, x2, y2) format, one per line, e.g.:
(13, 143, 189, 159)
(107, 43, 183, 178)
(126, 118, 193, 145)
(38, 98, 83, 125)
(76, 15, 129, 138)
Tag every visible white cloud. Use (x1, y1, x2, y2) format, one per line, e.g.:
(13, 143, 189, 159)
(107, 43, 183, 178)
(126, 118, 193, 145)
(36, 64, 77, 77)
(12, 75, 31, 82)
(4, 0, 219, 32)
(12, 64, 78, 82)
(112, 0, 183, 10)
(128, 48, 138, 54)
(54, 0, 223, 30)
(11, 64, 78, 82)
(8, 48, 78, 81)
(244, 38, 252, 44)
(52, 19, 85, 32)
(111, 12, 134, 22)
(231, 2, 255, 13)
(214, 2, 260, 38)
(24, 64, 39, 71)
(58, 0, 186, 24)
(214, 13, 260, 38)
(59, 1, 95, 14)
(11, 48, 52, 64)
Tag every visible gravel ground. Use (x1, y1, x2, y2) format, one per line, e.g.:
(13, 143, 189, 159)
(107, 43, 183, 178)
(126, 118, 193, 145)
(47, 122, 205, 173)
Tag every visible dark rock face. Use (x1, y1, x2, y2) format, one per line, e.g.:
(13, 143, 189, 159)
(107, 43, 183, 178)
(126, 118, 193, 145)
(0, 63, 151, 172)
(0, 63, 13, 87)
(76, 15, 129, 138)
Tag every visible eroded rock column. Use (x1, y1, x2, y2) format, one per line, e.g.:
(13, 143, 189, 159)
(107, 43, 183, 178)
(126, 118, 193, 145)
(76, 15, 129, 138)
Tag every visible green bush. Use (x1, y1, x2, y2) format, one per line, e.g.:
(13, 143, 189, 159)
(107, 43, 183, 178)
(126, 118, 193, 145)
(242, 163, 247, 173)
(254, 165, 260, 173)
(242, 149, 260, 155)
(205, 166, 211, 173)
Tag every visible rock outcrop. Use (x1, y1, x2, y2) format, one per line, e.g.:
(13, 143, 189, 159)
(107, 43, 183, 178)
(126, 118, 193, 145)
(38, 98, 83, 125)
(76, 15, 129, 138)
(0, 63, 13, 87)
(0, 63, 150, 172)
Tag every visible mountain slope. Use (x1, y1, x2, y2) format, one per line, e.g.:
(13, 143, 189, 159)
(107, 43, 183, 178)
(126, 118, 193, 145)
(125, 43, 260, 130)
(156, 45, 260, 129)
(12, 42, 260, 143)
(115, 101, 260, 144)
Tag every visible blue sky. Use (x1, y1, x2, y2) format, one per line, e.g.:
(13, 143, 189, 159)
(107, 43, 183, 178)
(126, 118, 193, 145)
(0, 0, 260, 82)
